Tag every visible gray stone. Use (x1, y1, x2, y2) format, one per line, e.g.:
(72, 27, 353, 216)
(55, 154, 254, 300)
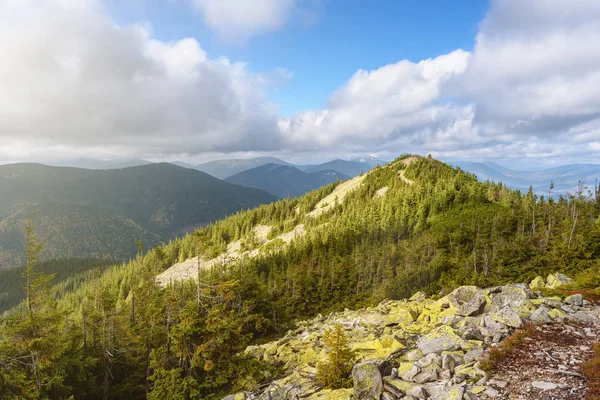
(442, 353, 456, 373)
(483, 387, 499, 397)
(406, 349, 424, 361)
(491, 285, 530, 310)
(402, 366, 421, 382)
(529, 306, 553, 324)
(463, 349, 483, 364)
(488, 306, 523, 328)
(381, 392, 395, 400)
(407, 386, 428, 399)
(565, 293, 584, 307)
(488, 379, 508, 389)
(417, 326, 464, 355)
(458, 326, 485, 341)
(429, 385, 465, 400)
(463, 392, 478, 400)
(569, 312, 598, 324)
(546, 273, 572, 289)
(413, 369, 438, 384)
(352, 361, 383, 400)
(416, 353, 442, 369)
(531, 381, 558, 390)
(448, 286, 487, 317)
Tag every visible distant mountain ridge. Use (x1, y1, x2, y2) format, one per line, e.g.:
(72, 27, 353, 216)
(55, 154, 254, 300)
(195, 157, 295, 179)
(0, 163, 276, 269)
(224, 164, 350, 198)
(452, 161, 600, 196)
(194, 156, 387, 180)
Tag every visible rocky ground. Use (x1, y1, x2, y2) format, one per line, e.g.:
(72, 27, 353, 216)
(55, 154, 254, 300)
(224, 274, 600, 400)
(482, 321, 600, 399)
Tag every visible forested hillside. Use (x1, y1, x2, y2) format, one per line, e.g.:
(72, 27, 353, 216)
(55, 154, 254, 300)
(1, 155, 599, 399)
(0, 258, 114, 312)
(0, 163, 276, 268)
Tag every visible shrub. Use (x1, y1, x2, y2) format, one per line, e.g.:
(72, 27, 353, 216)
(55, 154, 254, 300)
(580, 342, 600, 399)
(479, 323, 535, 374)
(316, 324, 356, 389)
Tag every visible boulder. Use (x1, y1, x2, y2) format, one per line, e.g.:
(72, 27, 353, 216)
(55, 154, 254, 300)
(429, 385, 465, 400)
(546, 273, 572, 289)
(488, 306, 523, 328)
(405, 349, 424, 361)
(382, 377, 418, 394)
(529, 306, 553, 324)
(416, 353, 442, 369)
(448, 286, 487, 317)
(529, 276, 546, 291)
(413, 368, 438, 384)
(407, 385, 428, 399)
(463, 349, 483, 364)
(565, 293, 584, 307)
(417, 326, 464, 355)
(410, 291, 428, 302)
(401, 365, 420, 381)
(352, 361, 383, 400)
(569, 312, 598, 324)
(491, 285, 531, 310)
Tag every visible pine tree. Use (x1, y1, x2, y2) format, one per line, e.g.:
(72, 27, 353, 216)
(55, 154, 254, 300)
(316, 324, 355, 389)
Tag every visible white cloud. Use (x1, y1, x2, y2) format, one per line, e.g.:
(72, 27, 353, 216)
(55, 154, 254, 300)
(279, 50, 472, 151)
(191, 0, 296, 42)
(278, 0, 600, 164)
(456, 0, 600, 135)
(0, 0, 285, 162)
(2, 0, 600, 166)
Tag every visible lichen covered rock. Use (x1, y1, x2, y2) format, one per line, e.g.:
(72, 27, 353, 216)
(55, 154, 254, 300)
(417, 326, 463, 355)
(352, 361, 383, 400)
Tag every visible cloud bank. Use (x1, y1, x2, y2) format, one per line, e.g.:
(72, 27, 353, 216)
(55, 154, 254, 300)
(1, 0, 600, 165)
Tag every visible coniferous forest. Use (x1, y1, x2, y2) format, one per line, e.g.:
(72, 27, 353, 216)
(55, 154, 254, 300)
(1, 156, 599, 399)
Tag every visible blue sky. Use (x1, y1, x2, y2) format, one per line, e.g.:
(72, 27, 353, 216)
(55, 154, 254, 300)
(1, 0, 599, 167)
(107, 0, 489, 116)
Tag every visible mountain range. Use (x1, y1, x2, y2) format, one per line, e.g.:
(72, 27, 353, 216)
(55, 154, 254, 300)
(0, 163, 276, 269)
(452, 161, 600, 196)
(39, 156, 387, 180)
(1, 155, 599, 399)
(224, 163, 350, 198)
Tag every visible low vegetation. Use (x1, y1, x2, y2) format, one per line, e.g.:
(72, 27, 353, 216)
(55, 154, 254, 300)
(479, 323, 536, 374)
(1, 155, 599, 399)
(580, 342, 600, 399)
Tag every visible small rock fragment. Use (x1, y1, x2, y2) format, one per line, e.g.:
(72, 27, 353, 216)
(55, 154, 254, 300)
(531, 381, 558, 390)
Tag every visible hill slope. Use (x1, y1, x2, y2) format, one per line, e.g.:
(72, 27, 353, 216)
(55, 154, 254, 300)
(0, 163, 276, 268)
(1, 155, 599, 400)
(224, 163, 350, 198)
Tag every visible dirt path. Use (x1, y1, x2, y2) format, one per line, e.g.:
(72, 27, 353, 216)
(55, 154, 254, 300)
(483, 321, 600, 399)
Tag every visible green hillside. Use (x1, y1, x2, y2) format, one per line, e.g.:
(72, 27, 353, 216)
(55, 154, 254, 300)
(0, 155, 599, 399)
(0, 258, 114, 313)
(0, 163, 277, 268)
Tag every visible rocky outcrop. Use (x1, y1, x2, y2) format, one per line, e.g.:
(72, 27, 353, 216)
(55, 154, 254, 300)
(226, 275, 600, 399)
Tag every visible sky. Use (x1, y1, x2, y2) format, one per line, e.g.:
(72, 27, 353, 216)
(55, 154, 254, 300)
(0, 0, 599, 167)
